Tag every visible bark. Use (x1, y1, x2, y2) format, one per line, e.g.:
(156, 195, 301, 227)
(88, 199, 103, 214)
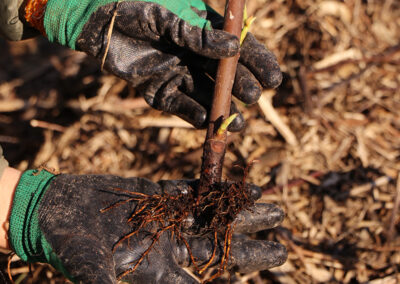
(198, 0, 245, 197)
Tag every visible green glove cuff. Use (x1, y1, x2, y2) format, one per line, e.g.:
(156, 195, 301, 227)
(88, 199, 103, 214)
(44, 0, 212, 49)
(8, 169, 73, 281)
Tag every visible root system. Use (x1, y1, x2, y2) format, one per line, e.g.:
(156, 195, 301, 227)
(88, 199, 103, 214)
(101, 174, 254, 282)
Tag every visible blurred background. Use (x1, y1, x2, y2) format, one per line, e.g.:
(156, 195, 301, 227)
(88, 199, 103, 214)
(0, 0, 399, 283)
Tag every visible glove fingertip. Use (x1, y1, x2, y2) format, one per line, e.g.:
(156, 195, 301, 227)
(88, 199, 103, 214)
(240, 33, 283, 89)
(202, 30, 240, 59)
(264, 242, 288, 269)
(234, 203, 284, 233)
(230, 240, 287, 273)
(247, 184, 262, 200)
(236, 81, 262, 105)
(261, 241, 288, 269)
(217, 32, 240, 57)
(192, 110, 208, 129)
(269, 205, 285, 225)
(264, 65, 283, 89)
(227, 102, 245, 132)
(227, 112, 245, 132)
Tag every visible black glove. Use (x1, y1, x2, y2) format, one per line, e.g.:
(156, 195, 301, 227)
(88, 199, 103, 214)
(9, 170, 286, 283)
(24, 0, 282, 131)
(78, 3, 282, 131)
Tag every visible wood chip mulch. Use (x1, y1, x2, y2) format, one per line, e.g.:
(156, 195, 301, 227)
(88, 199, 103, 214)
(0, 0, 399, 283)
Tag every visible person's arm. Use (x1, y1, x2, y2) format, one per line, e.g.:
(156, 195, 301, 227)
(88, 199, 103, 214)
(0, 167, 21, 250)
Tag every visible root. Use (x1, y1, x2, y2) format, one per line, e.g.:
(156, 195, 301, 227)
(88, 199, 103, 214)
(102, 168, 254, 282)
(117, 224, 175, 280)
(7, 253, 15, 284)
(198, 231, 218, 275)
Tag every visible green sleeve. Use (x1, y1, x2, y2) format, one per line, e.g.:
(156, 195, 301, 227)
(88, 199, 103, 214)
(43, 0, 212, 49)
(8, 169, 74, 282)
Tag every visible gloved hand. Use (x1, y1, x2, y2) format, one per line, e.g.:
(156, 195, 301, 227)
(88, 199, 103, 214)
(9, 169, 287, 283)
(23, 0, 282, 131)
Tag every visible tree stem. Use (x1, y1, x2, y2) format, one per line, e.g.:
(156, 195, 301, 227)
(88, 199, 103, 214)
(198, 0, 245, 197)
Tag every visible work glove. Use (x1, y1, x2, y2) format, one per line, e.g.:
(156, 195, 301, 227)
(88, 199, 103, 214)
(23, 0, 282, 131)
(9, 169, 287, 283)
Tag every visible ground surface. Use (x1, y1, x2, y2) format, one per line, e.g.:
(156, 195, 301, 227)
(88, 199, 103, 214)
(0, 0, 399, 283)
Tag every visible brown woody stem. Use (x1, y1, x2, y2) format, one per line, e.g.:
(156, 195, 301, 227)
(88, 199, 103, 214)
(198, 0, 245, 198)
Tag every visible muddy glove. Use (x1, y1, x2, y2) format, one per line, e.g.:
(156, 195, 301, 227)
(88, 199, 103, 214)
(9, 169, 287, 283)
(23, 0, 282, 131)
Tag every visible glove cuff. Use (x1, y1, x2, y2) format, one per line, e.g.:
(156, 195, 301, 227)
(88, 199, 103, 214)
(42, 0, 212, 50)
(9, 169, 75, 281)
(43, 0, 119, 49)
(9, 169, 55, 262)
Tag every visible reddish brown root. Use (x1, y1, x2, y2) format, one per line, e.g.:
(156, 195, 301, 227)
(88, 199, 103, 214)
(7, 253, 15, 284)
(117, 224, 175, 280)
(198, 231, 218, 275)
(103, 170, 254, 283)
(176, 229, 201, 272)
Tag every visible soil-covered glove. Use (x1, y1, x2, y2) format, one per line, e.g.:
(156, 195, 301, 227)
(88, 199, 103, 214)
(23, 0, 282, 131)
(9, 169, 287, 283)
